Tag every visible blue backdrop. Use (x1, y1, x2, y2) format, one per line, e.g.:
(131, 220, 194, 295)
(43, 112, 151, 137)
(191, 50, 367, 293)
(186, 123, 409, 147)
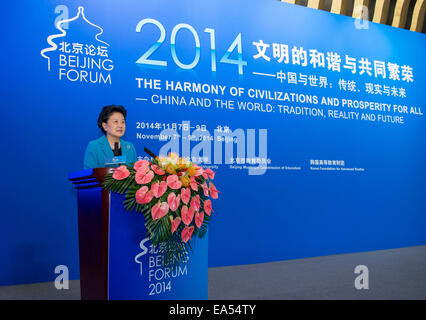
(1, 0, 425, 286)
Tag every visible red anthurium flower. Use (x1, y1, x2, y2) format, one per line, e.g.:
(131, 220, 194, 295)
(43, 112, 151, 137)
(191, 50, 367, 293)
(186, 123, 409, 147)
(203, 168, 215, 180)
(135, 186, 154, 205)
(202, 181, 209, 197)
(135, 169, 154, 184)
(167, 175, 182, 189)
(112, 165, 130, 180)
(209, 182, 219, 199)
(181, 205, 195, 226)
(151, 201, 169, 221)
(170, 216, 181, 234)
(134, 160, 150, 172)
(204, 199, 213, 216)
(181, 226, 194, 243)
(167, 193, 181, 212)
(195, 211, 204, 228)
(189, 177, 198, 191)
(190, 195, 200, 212)
(151, 164, 165, 175)
(151, 181, 168, 198)
(181, 187, 191, 205)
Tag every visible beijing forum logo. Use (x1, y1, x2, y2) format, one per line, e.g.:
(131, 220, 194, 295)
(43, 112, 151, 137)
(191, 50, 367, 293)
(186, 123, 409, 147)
(40, 6, 114, 85)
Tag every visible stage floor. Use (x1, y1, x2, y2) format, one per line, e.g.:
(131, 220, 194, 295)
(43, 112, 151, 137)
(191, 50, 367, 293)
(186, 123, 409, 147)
(1, 245, 425, 300)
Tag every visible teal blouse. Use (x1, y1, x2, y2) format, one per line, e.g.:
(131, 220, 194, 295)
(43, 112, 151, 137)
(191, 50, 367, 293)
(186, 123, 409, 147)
(84, 135, 137, 169)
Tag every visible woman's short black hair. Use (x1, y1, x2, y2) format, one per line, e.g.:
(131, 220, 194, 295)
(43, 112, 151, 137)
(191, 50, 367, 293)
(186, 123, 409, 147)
(97, 105, 127, 134)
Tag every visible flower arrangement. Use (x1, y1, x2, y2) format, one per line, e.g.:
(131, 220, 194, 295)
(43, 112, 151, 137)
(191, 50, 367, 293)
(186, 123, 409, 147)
(102, 152, 218, 265)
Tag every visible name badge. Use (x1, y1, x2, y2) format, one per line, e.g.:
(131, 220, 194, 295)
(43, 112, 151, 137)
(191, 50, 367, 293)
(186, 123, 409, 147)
(105, 155, 127, 166)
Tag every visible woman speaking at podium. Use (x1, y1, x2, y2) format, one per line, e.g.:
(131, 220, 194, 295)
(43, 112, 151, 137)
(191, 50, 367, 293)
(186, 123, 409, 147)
(84, 105, 137, 169)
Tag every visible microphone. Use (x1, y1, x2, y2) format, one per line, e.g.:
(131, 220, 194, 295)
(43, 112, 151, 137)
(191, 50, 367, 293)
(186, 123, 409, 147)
(113, 142, 120, 156)
(144, 147, 158, 159)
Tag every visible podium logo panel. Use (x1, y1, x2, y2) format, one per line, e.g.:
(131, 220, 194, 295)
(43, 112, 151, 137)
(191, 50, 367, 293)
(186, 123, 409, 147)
(108, 192, 208, 300)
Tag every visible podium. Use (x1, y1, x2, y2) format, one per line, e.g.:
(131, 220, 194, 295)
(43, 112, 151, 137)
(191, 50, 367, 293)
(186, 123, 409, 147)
(69, 168, 208, 300)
